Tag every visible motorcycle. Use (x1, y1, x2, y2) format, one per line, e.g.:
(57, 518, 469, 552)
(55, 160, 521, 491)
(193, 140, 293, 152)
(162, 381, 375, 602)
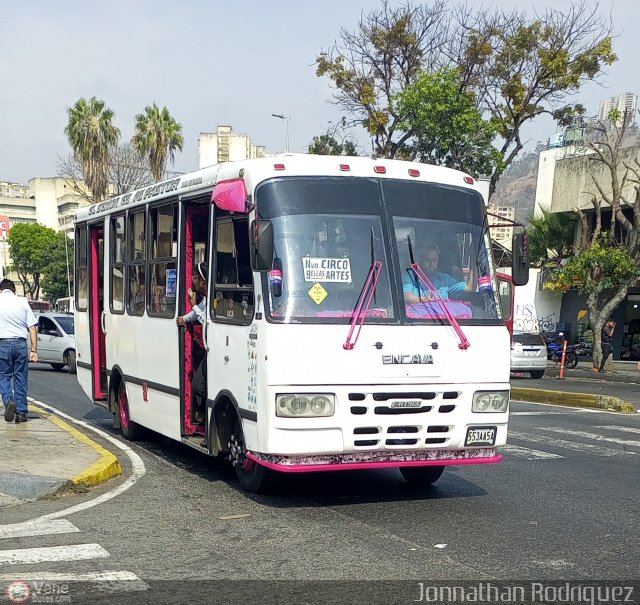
(545, 339, 578, 369)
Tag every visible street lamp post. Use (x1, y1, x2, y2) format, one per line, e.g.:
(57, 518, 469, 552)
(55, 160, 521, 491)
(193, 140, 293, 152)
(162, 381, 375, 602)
(271, 113, 290, 153)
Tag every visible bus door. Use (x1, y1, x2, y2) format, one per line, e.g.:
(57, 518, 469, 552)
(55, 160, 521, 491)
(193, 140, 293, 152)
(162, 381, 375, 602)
(89, 223, 107, 401)
(180, 203, 211, 436)
(208, 214, 255, 421)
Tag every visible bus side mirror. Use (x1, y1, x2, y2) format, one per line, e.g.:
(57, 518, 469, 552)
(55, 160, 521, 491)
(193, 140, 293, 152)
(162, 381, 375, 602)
(251, 220, 274, 271)
(511, 232, 529, 286)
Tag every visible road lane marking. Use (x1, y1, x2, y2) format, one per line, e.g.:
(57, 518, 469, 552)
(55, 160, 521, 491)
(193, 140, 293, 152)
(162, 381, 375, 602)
(510, 411, 572, 416)
(508, 430, 636, 457)
(0, 399, 146, 528)
(539, 427, 640, 448)
(0, 544, 109, 565)
(0, 520, 79, 540)
(501, 444, 564, 459)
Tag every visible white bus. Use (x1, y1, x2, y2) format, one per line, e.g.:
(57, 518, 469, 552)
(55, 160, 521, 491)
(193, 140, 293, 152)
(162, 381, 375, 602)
(74, 154, 528, 493)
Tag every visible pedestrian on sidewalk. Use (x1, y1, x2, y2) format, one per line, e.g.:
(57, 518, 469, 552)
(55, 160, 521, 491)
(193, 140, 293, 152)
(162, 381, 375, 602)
(0, 279, 38, 423)
(594, 319, 615, 374)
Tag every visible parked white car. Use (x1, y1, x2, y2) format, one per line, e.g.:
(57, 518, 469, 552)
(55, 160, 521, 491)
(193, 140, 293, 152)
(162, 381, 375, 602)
(35, 313, 76, 373)
(510, 332, 547, 379)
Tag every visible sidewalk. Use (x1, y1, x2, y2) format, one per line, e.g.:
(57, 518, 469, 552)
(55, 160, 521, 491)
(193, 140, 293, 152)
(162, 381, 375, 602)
(544, 359, 640, 383)
(511, 360, 639, 413)
(0, 403, 121, 508)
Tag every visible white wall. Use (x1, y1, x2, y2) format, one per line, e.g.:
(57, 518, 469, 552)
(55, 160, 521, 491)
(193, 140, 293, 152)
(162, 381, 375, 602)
(512, 268, 561, 333)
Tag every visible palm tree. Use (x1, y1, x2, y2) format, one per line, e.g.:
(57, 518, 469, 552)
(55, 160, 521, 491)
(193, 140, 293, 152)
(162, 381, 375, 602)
(527, 208, 577, 267)
(64, 97, 120, 203)
(132, 103, 184, 182)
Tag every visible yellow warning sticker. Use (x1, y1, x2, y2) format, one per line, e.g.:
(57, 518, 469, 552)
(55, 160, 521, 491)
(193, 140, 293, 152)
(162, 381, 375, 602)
(308, 283, 328, 305)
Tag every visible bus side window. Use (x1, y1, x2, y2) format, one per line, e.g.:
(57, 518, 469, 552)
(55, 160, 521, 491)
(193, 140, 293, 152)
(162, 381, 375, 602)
(127, 210, 146, 316)
(213, 216, 254, 323)
(148, 204, 178, 318)
(110, 215, 125, 314)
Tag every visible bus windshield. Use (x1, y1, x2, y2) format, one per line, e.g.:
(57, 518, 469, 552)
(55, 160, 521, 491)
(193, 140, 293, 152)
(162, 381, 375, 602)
(257, 177, 500, 325)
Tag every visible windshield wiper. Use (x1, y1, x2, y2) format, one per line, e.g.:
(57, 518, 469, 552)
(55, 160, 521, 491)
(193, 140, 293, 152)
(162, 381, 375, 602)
(406, 238, 470, 350)
(343, 260, 383, 350)
(344, 228, 383, 351)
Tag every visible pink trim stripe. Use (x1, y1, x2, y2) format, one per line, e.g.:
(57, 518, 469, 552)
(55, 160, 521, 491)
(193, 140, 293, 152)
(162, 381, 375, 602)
(245, 452, 502, 474)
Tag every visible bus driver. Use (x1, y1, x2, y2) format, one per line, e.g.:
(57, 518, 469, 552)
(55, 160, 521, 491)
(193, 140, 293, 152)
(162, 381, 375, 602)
(404, 244, 477, 303)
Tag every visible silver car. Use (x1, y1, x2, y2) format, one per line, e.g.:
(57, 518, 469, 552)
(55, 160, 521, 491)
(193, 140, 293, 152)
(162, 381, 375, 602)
(510, 332, 547, 379)
(35, 313, 76, 373)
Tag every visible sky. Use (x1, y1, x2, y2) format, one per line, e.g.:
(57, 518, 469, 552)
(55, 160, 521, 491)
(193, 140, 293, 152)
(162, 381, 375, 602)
(1, 0, 638, 184)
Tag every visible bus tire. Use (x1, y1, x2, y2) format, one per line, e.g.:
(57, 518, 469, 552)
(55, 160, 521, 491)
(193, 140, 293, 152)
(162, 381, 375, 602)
(65, 350, 77, 374)
(230, 419, 277, 494)
(399, 465, 444, 486)
(50, 363, 65, 371)
(117, 380, 141, 441)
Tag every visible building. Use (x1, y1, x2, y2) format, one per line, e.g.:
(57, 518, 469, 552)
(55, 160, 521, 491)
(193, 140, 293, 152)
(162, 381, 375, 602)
(198, 125, 266, 168)
(487, 203, 515, 250)
(598, 92, 638, 125)
(0, 178, 90, 297)
(534, 137, 640, 361)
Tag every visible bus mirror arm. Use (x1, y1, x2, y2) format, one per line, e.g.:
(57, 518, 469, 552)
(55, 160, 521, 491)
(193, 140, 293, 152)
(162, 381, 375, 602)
(251, 220, 274, 271)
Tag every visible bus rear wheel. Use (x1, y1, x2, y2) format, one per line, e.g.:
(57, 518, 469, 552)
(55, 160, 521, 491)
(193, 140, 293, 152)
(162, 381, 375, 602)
(399, 465, 444, 486)
(229, 419, 277, 494)
(117, 381, 141, 441)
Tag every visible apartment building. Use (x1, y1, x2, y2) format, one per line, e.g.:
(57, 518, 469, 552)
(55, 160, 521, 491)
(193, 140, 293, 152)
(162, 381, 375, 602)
(198, 125, 266, 168)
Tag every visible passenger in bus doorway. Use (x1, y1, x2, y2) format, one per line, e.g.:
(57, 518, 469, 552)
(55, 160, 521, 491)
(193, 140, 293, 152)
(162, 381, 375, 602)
(176, 262, 208, 424)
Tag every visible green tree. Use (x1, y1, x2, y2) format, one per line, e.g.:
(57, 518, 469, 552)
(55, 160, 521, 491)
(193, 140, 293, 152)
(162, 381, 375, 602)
(7, 224, 60, 300)
(477, 4, 616, 198)
(132, 103, 184, 182)
(394, 67, 500, 174)
(64, 97, 120, 203)
(308, 134, 358, 156)
(316, 1, 616, 195)
(527, 208, 576, 267)
(41, 233, 74, 303)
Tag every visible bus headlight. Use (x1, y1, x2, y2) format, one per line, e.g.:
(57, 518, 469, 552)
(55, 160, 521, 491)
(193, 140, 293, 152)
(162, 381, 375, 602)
(276, 394, 336, 418)
(472, 391, 509, 413)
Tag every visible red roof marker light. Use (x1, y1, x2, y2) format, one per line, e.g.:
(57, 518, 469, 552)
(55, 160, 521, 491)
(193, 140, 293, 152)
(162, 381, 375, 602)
(273, 163, 286, 171)
(463, 176, 475, 185)
(339, 164, 350, 171)
(373, 165, 386, 174)
(408, 168, 420, 177)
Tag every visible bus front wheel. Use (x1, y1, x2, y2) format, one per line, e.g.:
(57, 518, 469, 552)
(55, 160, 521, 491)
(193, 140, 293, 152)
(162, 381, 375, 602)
(229, 419, 277, 494)
(399, 465, 444, 486)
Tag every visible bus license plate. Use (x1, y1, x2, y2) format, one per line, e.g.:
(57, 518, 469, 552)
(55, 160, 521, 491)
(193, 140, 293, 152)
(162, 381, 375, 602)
(465, 426, 497, 446)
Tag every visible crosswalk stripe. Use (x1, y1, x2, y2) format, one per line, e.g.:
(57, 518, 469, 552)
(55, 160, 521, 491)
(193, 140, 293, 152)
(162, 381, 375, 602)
(0, 520, 79, 540)
(508, 430, 636, 457)
(540, 427, 640, 448)
(0, 544, 109, 566)
(595, 425, 640, 436)
(0, 571, 149, 591)
(502, 444, 564, 459)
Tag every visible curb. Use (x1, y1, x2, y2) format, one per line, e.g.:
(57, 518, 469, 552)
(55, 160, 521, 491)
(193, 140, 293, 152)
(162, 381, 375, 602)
(30, 404, 122, 487)
(510, 387, 635, 413)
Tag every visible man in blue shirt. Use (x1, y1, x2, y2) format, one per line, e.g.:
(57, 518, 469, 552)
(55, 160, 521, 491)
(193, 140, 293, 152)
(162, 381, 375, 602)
(0, 279, 38, 423)
(404, 245, 476, 303)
